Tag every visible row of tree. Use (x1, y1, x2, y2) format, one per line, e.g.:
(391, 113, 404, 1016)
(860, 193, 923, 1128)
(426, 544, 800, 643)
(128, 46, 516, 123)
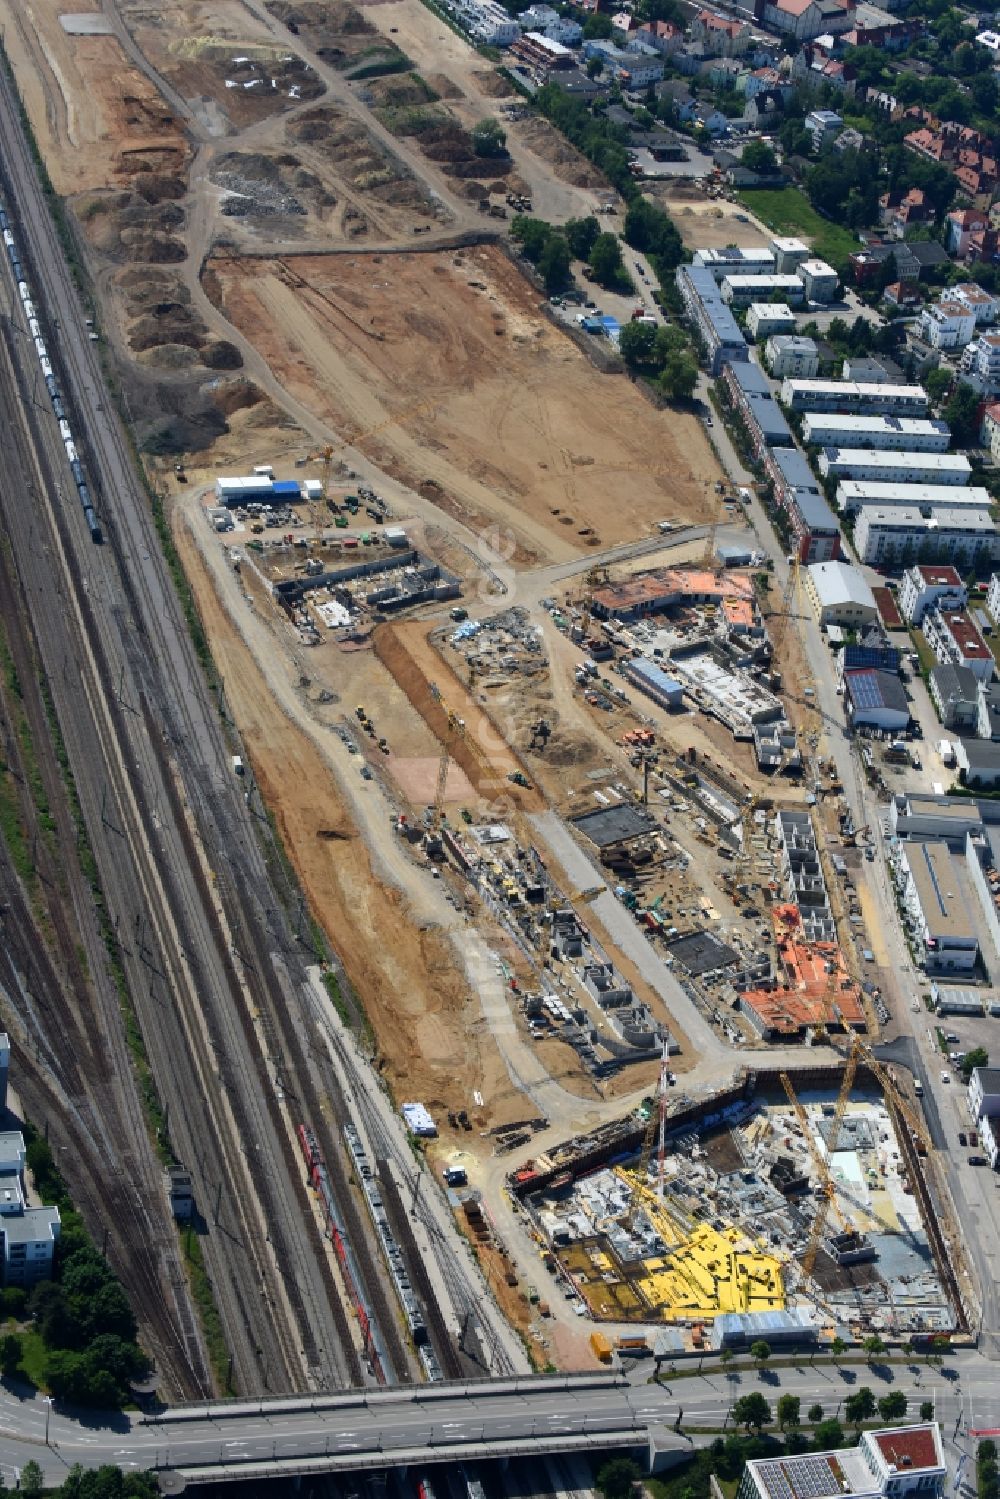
(510, 213, 631, 293)
(731, 1386, 915, 1435)
(0, 1463, 157, 1499)
(618, 320, 698, 400)
(6, 1134, 151, 1407)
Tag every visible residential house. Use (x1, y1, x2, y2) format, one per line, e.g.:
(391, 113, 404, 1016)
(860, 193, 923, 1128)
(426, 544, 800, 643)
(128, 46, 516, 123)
(918, 299, 978, 350)
(898, 562, 968, 625)
(760, 0, 854, 41)
(635, 20, 684, 54)
(980, 401, 1000, 462)
(805, 108, 844, 150)
(850, 241, 921, 287)
(707, 56, 744, 88)
(923, 607, 996, 682)
(791, 41, 857, 93)
(743, 89, 786, 126)
(904, 126, 948, 162)
(977, 678, 1000, 740)
(835, 126, 865, 152)
(952, 282, 999, 325)
(690, 9, 754, 55)
(960, 331, 1000, 395)
(882, 280, 922, 311)
(879, 187, 931, 239)
(908, 240, 952, 278)
(929, 662, 980, 730)
(765, 334, 820, 377)
(946, 207, 989, 259)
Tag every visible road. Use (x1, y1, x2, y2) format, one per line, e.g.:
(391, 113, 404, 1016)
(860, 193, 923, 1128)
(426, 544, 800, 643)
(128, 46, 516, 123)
(1, 1354, 994, 1486)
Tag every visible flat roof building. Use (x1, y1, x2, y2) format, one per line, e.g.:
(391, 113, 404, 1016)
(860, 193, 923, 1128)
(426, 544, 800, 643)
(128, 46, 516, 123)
(820, 451, 972, 486)
(739, 1426, 945, 1499)
(747, 302, 797, 339)
(721, 360, 792, 454)
(899, 840, 979, 971)
(722, 274, 805, 306)
(765, 334, 819, 378)
(836, 481, 991, 514)
(802, 413, 951, 451)
(692, 245, 776, 280)
(852, 505, 999, 568)
(782, 379, 928, 415)
(898, 564, 967, 625)
(676, 265, 748, 375)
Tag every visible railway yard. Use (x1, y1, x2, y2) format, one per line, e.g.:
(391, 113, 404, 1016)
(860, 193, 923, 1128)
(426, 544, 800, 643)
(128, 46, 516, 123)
(0, 0, 993, 1452)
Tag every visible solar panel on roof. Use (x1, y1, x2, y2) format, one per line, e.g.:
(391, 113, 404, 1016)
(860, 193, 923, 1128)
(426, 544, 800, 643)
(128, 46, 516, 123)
(848, 671, 883, 710)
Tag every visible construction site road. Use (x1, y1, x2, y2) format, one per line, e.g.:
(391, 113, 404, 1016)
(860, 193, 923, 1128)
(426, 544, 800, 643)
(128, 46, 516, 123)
(0, 1354, 993, 1485)
(0, 64, 386, 1395)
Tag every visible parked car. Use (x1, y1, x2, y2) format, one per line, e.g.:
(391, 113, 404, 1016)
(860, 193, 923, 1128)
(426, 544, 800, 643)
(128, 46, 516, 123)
(959, 1131, 967, 1146)
(940, 1069, 950, 1083)
(969, 1155, 986, 1166)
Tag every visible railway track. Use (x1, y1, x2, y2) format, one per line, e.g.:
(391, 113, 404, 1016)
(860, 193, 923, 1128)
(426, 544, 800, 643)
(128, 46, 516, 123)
(0, 72, 362, 1393)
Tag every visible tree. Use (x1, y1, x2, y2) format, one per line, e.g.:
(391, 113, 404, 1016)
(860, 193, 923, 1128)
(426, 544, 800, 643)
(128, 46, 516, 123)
(586, 55, 604, 77)
(920, 1400, 935, 1421)
(538, 233, 571, 294)
(814, 1418, 844, 1449)
(879, 1391, 908, 1423)
(471, 118, 507, 159)
(808, 1403, 824, 1423)
(925, 366, 952, 404)
(511, 216, 551, 264)
(831, 1335, 847, 1362)
(777, 1394, 801, 1429)
(589, 231, 626, 289)
(19, 1463, 43, 1499)
(944, 381, 980, 445)
(864, 1334, 886, 1363)
(564, 215, 601, 261)
(0, 1334, 19, 1379)
(619, 319, 660, 371)
(659, 351, 698, 402)
(583, 12, 613, 36)
(845, 1386, 877, 1427)
(750, 1340, 772, 1367)
(959, 1046, 988, 1081)
(742, 140, 777, 174)
(596, 1458, 642, 1499)
(732, 1392, 772, 1432)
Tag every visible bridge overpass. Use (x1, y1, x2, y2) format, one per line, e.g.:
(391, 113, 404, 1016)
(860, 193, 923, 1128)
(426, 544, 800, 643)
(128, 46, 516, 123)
(4, 1354, 992, 1490)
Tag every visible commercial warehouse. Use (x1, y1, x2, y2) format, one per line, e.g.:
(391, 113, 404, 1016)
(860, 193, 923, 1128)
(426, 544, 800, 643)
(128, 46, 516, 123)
(802, 414, 951, 451)
(899, 840, 980, 972)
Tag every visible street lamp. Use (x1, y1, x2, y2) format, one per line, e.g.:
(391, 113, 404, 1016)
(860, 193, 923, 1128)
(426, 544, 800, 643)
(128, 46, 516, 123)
(43, 1396, 54, 1447)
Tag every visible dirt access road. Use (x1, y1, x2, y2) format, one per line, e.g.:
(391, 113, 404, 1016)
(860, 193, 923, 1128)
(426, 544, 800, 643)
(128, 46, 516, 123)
(206, 244, 720, 563)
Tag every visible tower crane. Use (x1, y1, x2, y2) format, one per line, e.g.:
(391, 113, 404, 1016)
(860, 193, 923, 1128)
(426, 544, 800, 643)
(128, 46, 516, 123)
(780, 1059, 857, 1279)
(625, 1037, 673, 1231)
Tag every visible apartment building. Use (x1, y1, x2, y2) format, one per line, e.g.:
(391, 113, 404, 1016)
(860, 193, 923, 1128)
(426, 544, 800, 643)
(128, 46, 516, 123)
(836, 481, 991, 515)
(898, 563, 968, 625)
(802, 413, 951, 451)
(676, 265, 748, 375)
(764, 334, 819, 377)
(820, 450, 971, 486)
(747, 302, 797, 339)
(923, 607, 995, 682)
(960, 332, 1000, 396)
(918, 300, 978, 351)
(781, 379, 928, 415)
(853, 504, 999, 567)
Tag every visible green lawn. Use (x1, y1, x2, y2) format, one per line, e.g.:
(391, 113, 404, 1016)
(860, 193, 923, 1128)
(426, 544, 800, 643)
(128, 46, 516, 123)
(17, 1328, 45, 1389)
(736, 186, 860, 268)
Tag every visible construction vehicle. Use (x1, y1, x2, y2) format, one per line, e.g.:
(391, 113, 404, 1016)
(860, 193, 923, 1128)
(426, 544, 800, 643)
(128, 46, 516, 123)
(508, 770, 531, 788)
(356, 705, 367, 721)
(529, 718, 551, 750)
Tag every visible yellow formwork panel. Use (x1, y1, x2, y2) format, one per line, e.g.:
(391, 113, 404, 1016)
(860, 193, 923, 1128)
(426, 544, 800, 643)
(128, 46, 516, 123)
(633, 1221, 786, 1322)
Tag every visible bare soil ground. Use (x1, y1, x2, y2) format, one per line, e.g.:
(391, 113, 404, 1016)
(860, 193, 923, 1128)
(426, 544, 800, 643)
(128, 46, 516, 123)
(0, 14, 188, 195)
(205, 245, 720, 562)
(654, 184, 769, 252)
(174, 514, 535, 1130)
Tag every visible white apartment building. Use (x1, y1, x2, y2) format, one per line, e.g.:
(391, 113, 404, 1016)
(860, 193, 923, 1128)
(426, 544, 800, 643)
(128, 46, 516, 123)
(802, 413, 951, 451)
(462, 0, 520, 44)
(764, 334, 819, 377)
(960, 332, 1000, 396)
(738, 1425, 945, 1499)
(747, 302, 796, 339)
(899, 840, 980, 971)
(0, 1132, 60, 1287)
(987, 572, 1000, 623)
(782, 379, 928, 415)
(819, 450, 972, 485)
(692, 246, 776, 281)
(722, 273, 805, 306)
(836, 481, 991, 515)
(918, 300, 977, 351)
(968, 1066, 1000, 1168)
(923, 606, 995, 682)
(898, 563, 968, 625)
(798, 258, 839, 302)
(951, 282, 999, 326)
(804, 109, 843, 150)
(982, 403, 1000, 464)
(770, 236, 809, 273)
(853, 503, 1000, 567)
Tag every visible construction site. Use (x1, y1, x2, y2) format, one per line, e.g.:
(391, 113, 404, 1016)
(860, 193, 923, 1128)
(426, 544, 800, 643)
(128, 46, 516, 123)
(508, 1058, 960, 1346)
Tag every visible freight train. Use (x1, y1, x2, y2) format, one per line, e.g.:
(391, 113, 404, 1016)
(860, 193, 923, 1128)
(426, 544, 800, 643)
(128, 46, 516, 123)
(297, 1122, 388, 1383)
(343, 1121, 443, 1382)
(0, 204, 103, 543)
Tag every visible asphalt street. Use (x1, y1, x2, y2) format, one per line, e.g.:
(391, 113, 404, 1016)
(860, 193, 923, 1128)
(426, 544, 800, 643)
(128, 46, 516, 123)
(0, 1355, 994, 1485)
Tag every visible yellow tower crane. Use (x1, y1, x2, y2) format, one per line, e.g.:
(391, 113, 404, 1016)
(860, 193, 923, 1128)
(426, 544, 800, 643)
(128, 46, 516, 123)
(780, 1057, 858, 1279)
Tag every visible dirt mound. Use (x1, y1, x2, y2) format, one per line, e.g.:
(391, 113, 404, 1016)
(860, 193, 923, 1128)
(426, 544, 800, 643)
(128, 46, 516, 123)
(366, 72, 439, 108)
(133, 172, 187, 204)
(202, 340, 244, 370)
(129, 309, 204, 352)
(137, 343, 202, 370)
(472, 69, 514, 99)
(515, 117, 607, 190)
(119, 229, 186, 263)
(210, 378, 267, 416)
